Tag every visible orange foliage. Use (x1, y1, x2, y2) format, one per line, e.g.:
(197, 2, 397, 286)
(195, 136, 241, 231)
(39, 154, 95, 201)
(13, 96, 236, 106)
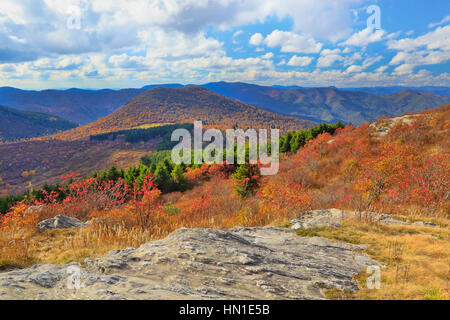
(268, 105, 450, 216)
(0, 203, 39, 232)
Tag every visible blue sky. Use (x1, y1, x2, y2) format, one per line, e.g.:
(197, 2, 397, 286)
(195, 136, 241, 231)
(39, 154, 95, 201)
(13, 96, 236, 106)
(0, 0, 449, 89)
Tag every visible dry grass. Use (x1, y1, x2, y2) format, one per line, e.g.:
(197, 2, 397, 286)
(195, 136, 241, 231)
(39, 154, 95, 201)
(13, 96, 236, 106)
(2, 212, 448, 300)
(0, 225, 154, 268)
(297, 216, 450, 300)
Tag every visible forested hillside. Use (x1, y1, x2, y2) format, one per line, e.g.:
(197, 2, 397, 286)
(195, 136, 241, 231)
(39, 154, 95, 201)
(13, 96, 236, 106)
(0, 105, 77, 141)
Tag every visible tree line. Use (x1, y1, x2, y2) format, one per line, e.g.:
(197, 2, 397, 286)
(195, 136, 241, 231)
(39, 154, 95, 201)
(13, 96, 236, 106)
(90, 123, 194, 151)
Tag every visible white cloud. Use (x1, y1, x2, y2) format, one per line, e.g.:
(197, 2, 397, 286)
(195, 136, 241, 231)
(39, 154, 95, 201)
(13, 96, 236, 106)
(342, 47, 351, 54)
(264, 0, 365, 42)
(287, 55, 313, 67)
(321, 49, 341, 55)
(389, 50, 450, 75)
(317, 49, 343, 67)
(261, 52, 274, 59)
(0, 0, 448, 89)
(375, 65, 388, 73)
(390, 51, 449, 66)
(232, 29, 243, 44)
(392, 64, 415, 75)
(249, 33, 264, 46)
(343, 52, 363, 66)
(138, 29, 224, 60)
(345, 56, 382, 73)
(3, 54, 449, 90)
(0, 0, 367, 65)
(108, 54, 146, 69)
(264, 30, 322, 53)
(233, 30, 243, 38)
(388, 26, 450, 52)
(341, 28, 386, 47)
(428, 15, 450, 28)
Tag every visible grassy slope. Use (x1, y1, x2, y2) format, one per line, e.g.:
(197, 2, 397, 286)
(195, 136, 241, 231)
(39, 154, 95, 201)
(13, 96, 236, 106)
(295, 216, 449, 300)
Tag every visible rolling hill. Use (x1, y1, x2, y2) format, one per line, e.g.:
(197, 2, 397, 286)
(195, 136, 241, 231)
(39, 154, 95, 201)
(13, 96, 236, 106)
(54, 86, 314, 140)
(0, 105, 77, 141)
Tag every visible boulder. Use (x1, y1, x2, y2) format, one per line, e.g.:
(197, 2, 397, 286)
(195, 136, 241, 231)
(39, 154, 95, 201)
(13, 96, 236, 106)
(36, 215, 87, 231)
(290, 209, 437, 230)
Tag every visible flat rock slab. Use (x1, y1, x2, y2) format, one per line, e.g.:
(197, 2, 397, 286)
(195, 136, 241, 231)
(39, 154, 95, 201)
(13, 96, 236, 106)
(36, 215, 87, 231)
(290, 209, 436, 230)
(0, 227, 378, 300)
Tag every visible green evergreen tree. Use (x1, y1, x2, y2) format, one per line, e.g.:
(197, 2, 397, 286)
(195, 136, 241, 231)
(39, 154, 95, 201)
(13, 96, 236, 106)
(154, 163, 170, 191)
(233, 163, 261, 198)
(171, 164, 188, 191)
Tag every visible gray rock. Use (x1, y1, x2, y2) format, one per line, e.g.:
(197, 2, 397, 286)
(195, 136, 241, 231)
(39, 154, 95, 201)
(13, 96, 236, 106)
(29, 270, 62, 288)
(290, 208, 435, 230)
(27, 205, 44, 213)
(0, 226, 379, 300)
(412, 221, 437, 227)
(36, 215, 87, 231)
(370, 115, 418, 139)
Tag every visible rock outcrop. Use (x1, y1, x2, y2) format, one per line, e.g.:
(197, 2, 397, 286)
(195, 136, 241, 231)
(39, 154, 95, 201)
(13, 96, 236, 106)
(36, 215, 88, 231)
(290, 209, 436, 230)
(369, 114, 418, 139)
(0, 226, 378, 300)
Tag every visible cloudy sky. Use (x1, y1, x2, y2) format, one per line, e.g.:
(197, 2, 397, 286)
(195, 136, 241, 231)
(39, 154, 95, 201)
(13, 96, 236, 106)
(0, 0, 449, 89)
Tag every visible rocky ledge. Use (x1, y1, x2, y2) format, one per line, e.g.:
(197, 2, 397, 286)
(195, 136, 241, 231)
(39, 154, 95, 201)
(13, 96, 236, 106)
(0, 226, 378, 300)
(290, 209, 436, 230)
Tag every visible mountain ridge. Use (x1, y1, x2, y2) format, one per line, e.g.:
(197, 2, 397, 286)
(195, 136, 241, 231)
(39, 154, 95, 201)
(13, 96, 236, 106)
(0, 105, 77, 141)
(53, 86, 313, 140)
(1, 82, 449, 126)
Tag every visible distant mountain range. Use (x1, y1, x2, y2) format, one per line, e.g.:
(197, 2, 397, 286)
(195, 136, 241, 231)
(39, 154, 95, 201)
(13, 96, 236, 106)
(269, 85, 450, 97)
(339, 86, 450, 97)
(0, 87, 143, 124)
(0, 105, 77, 141)
(1, 82, 449, 126)
(54, 86, 313, 140)
(201, 82, 450, 124)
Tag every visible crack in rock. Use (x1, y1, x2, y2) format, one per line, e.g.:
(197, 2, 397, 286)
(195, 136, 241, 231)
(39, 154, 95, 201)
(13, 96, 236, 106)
(0, 226, 379, 300)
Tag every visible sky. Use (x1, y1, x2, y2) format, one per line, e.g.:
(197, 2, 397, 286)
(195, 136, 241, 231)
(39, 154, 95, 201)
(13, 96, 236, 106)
(0, 0, 449, 89)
